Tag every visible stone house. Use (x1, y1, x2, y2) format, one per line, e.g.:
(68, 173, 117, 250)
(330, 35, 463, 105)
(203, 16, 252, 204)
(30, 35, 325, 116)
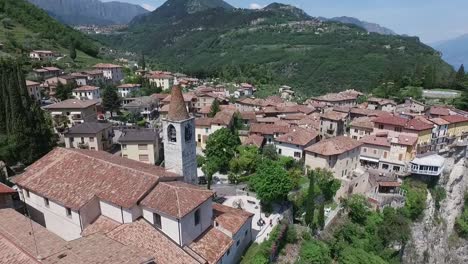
(64, 122, 114, 151)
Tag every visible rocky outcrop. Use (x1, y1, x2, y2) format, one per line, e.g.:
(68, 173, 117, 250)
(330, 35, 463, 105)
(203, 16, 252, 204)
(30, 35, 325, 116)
(403, 158, 468, 264)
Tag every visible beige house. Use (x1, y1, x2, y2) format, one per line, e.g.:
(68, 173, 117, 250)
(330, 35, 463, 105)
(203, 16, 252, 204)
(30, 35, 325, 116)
(72, 85, 101, 100)
(367, 97, 396, 112)
(195, 110, 235, 149)
(44, 99, 98, 129)
(349, 116, 374, 140)
(29, 50, 55, 61)
(148, 73, 174, 90)
(119, 129, 160, 164)
(319, 111, 347, 138)
(359, 135, 391, 169)
(305, 136, 364, 199)
(275, 128, 319, 160)
(64, 122, 114, 151)
(26, 80, 42, 102)
(93, 63, 123, 83)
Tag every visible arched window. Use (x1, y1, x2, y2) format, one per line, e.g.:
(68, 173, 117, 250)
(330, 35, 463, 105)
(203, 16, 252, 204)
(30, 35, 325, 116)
(168, 125, 177, 143)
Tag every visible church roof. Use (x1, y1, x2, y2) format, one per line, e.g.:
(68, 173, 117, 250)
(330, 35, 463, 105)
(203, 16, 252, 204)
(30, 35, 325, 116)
(168, 86, 190, 121)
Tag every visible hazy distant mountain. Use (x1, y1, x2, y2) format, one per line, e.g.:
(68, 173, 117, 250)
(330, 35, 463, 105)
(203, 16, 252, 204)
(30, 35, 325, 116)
(432, 34, 468, 69)
(28, 0, 149, 25)
(320, 16, 396, 35)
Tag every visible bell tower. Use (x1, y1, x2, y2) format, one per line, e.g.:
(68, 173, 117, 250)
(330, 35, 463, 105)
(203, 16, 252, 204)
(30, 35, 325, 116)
(163, 86, 197, 184)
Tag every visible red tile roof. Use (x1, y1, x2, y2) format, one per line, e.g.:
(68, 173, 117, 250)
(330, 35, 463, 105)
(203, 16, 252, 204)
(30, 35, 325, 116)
(441, 115, 468, 124)
(305, 136, 362, 156)
(189, 227, 233, 264)
(429, 106, 451, 116)
(396, 134, 418, 146)
(429, 117, 450, 126)
(117, 84, 141, 89)
(350, 116, 374, 129)
(73, 85, 100, 92)
(26, 80, 40, 86)
(43, 99, 98, 109)
(321, 111, 347, 121)
(81, 215, 121, 237)
(243, 134, 264, 148)
(93, 63, 122, 68)
(15, 148, 178, 210)
(312, 90, 362, 102)
(213, 204, 253, 235)
(140, 181, 213, 219)
(275, 128, 318, 146)
(239, 111, 257, 121)
(212, 110, 235, 126)
(0, 183, 15, 194)
(195, 118, 214, 127)
(107, 219, 199, 264)
(250, 124, 290, 135)
(372, 115, 408, 126)
(168, 86, 190, 121)
(404, 118, 434, 131)
(359, 135, 391, 147)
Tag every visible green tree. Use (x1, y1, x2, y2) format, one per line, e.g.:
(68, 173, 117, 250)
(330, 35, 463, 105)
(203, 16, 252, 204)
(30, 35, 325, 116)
(204, 128, 240, 173)
(455, 64, 465, 85)
(229, 145, 259, 175)
(139, 52, 146, 70)
(202, 159, 218, 190)
(455, 193, 468, 238)
(69, 40, 77, 61)
(208, 99, 220, 118)
(55, 82, 74, 101)
(339, 247, 387, 264)
(315, 168, 340, 202)
(377, 207, 410, 246)
(101, 84, 121, 117)
(262, 144, 278, 160)
(318, 203, 325, 230)
(345, 195, 369, 225)
(401, 179, 427, 220)
(0, 59, 55, 165)
(297, 240, 332, 264)
(249, 160, 293, 204)
(305, 170, 316, 229)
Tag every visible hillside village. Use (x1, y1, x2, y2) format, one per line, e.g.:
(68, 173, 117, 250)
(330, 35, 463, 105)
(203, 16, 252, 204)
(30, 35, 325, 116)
(1, 51, 468, 263)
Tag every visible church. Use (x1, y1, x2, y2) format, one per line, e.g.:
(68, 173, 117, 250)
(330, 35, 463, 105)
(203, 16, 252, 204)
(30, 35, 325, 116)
(13, 86, 253, 264)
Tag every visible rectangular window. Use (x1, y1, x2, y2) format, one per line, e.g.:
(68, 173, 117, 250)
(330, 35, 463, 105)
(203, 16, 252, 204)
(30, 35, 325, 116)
(378, 124, 384, 129)
(138, 144, 148, 150)
(205, 128, 209, 133)
(294, 152, 301, 158)
(278, 149, 282, 154)
(394, 127, 402, 132)
(66, 207, 72, 217)
(354, 129, 358, 133)
(373, 149, 377, 155)
(123, 154, 128, 158)
(122, 144, 127, 150)
(194, 209, 200, 226)
(153, 213, 162, 229)
(89, 137, 94, 142)
(363, 148, 367, 153)
(44, 198, 49, 207)
(384, 152, 388, 158)
(139, 154, 149, 162)
(399, 154, 403, 161)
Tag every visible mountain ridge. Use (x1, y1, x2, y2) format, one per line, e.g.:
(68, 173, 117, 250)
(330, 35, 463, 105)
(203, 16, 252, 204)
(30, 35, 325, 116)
(27, 0, 148, 25)
(98, 1, 453, 96)
(319, 16, 396, 35)
(432, 34, 468, 69)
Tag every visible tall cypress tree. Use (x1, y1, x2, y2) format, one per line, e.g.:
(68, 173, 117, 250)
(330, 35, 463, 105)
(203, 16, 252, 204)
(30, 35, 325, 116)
(0, 59, 55, 164)
(455, 64, 465, 84)
(305, 170, 316, 231)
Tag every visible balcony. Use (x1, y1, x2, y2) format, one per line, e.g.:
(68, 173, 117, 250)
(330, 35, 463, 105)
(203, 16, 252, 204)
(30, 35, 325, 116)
(71, 115, 83, 120)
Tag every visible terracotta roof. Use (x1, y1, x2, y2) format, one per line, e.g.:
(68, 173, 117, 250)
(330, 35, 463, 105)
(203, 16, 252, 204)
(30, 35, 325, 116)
(441, 115, 468, 124)
(140, 181, 213, 219)
(243, 134, 264, 148)
(44, 99, 98, 109)
(168, 86, 190, 121)
(93, 63, 122, 69)
(257, 117, 281, 123)
(0, 234, 39, 264)
(396, 134, 418, 146)
(281, 113, 307, 120)
(148, 73, 173, 79)
(26, 80, 40, 86)
(0, 182, 16, 194)
(73, 85, 99, 92)
(212, 110, 235, 126)
(196, 118, 214, 127)
(189, 227, 233, 264)
(64, 122, 112, 135)
(275, 128, 318, 146)
(378, 181, 401, 187)
(81, 216, 121, 237)
(321, 110, 348, 121)
(350, 107, 389, 117)
(305, 136, 362, 156)
(239, 111, 257, 121)
(430, 117, 450, 126)
(350, 116, 374, 129)
(404, 118, 434, 131)
(367, 97, 396, 106)
(428, 106, 451, 116)
(107, 219, 199, 264)
(117, 84, 142, 89)
(151, 93, 169, 100)
(312, 90, 362, 102)
(213, 204, 253, 235)
(15, 148, 178, 210)
(0, 208, 66, 260)
(359, 135, 391, 147)
(250, 124, 290, 135)
(372, 115, 408, 126)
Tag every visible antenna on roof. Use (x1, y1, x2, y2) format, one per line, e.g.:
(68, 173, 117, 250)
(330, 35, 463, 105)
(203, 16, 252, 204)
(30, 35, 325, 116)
(24, 202, 40, 259)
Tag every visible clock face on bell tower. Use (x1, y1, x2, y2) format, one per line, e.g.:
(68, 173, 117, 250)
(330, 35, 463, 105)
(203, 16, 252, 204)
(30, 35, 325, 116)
(185, 123, 193, 142)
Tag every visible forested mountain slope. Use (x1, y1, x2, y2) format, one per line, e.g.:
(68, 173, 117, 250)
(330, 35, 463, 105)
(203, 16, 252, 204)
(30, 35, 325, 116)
(98, 1, 453, 96)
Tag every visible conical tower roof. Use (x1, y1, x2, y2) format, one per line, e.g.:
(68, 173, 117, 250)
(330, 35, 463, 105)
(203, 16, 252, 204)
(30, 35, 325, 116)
(168, 85, 189, 121)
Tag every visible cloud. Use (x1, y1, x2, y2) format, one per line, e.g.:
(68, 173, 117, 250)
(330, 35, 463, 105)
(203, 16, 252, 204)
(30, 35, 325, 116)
(249, 3, 264, 10)
(141, 3, 156, 11)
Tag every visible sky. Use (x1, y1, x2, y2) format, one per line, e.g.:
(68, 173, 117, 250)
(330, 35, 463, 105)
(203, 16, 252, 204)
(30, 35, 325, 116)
(103, 0, 468, 43)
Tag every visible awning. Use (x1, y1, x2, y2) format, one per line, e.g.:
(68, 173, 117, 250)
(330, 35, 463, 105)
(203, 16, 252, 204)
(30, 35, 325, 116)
(51, 112, 63, 115)
(360, 156, 379, 163)
(71, 112, 82, 115)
